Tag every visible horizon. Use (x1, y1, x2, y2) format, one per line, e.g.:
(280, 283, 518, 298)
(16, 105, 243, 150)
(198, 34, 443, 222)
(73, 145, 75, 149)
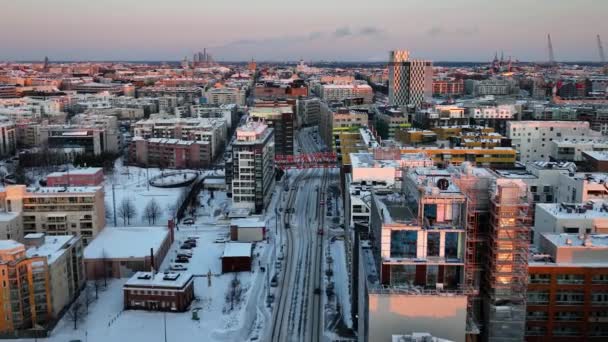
(2, 0, 607, 62)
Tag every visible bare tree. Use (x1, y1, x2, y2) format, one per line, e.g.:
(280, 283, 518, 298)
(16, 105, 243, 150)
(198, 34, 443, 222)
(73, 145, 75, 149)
(143, 199, 162, 225)
(117, 197, 136, 225)
(67, 298, 86, 330)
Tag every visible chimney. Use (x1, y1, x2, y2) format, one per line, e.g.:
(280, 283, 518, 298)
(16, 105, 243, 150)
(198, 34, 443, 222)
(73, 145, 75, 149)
(150, 248, 155, 274)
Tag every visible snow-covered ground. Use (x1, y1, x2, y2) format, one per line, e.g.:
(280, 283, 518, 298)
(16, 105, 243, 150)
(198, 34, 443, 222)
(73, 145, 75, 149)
(106, 159, 221, 227)
(14, 225, 269, 342)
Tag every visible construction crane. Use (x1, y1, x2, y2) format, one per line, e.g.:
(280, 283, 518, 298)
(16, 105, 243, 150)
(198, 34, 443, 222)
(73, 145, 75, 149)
(599, 34, 608, 75)
(547, 34, 556, 65)
(598, 34, 606, 63)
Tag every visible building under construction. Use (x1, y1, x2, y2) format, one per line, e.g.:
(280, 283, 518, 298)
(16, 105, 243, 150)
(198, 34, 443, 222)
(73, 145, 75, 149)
(454, 166, 532, 342)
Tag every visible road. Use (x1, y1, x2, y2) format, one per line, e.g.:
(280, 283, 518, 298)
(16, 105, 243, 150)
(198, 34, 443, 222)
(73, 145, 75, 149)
(268, 127, 334, 342)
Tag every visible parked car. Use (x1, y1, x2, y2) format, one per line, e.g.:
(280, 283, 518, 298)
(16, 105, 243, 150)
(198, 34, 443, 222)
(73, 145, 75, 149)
(182, 218, 195, 225)
(177, 253, 192, 259)
(270, 275, 278, 287)
(170, 264, 187, 271)
(180, 244, 193, 250)
(175, 257, 189, 263)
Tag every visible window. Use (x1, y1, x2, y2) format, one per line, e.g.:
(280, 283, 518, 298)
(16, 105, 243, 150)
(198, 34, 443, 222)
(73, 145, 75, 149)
(390, 230, 417, 258)
(530, 186, 538, 193)
(592, 274, 608, 284)
(528, 291, 550, 304)
(555, 291, 584, 305)
(564, 227, 579, 234)
(445, 232, 459, 259)
(554, 311, 583, 321)
(553, 326, 580, 337)
(527, 311, 548, 321)
(526, 325, 546, 336)
(556, 274, 584, 285)
(529, 274, 551, 284)
(591, 292, 608, 305)
(427, 233, 440, 257)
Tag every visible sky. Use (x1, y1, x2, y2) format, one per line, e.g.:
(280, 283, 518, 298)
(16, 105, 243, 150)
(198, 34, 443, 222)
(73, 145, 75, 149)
(1, 0, 607, 62)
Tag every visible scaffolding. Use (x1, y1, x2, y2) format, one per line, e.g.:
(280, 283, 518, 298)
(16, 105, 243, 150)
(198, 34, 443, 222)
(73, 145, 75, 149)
(485, 180, 532, 342)
(454, 172, 493, 337)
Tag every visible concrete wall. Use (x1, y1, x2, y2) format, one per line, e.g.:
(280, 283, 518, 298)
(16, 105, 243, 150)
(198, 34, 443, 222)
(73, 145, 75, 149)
(367, 293, 467, 342)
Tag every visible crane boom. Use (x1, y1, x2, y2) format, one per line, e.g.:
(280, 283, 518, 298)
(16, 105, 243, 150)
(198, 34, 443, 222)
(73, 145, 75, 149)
(598, 34, 606, 63)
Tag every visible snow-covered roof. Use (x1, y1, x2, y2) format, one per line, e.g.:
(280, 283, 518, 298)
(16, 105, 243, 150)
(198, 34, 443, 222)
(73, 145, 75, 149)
(231, 218, 265, 228)
(124, 271, 193, 289)
(84, 227, 169, 260)
(0, 211, 20, 222)
(47, 167, 103, 177)
(222, 243, 252, 258)
(0, 240, 23, 250)
(25, 234, 76, 264)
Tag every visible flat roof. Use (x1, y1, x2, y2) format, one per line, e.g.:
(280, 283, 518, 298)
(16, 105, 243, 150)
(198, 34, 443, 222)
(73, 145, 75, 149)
(537, 201, 608, 219)
(26, 235, 75, 264)
(0, 240, 23, 250)
(543, 233, 608, 248)
(124, 271, 193, 289)
(374, 193, 416, 224)
(84, 227, 169, 260)
(231, 218, 265, 228)
(583, 150, 608, 161)
(222, 242, 252, 258)
(47, 167, 103, 177)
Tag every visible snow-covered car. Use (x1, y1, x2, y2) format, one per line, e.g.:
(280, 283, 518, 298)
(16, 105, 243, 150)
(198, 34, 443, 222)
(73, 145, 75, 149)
(182, 218, 195, 225)
(170, 264, 187, 271)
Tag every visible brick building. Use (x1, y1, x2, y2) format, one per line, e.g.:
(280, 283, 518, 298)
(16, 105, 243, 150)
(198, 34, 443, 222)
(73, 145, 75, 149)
(123, 272, 195, 312)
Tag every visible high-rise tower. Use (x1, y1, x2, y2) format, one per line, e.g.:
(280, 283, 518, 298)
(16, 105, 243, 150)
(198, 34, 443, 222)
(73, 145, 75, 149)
(388, 50, 432, 108)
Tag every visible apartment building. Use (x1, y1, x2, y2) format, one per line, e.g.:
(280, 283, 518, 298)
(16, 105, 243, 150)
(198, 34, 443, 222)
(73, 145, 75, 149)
(0, 241, 50, 335)
(0, 117, 17, 157)
(358, 167, 470, 341)
(249, 105, 294, 156)
(0, 84, 18, 99)
(507, 121, 601, 163)
(24, 233, 85, 318)
(39, 124, 120, 156)
(296, 97, 321, 127)
(319, 83, 374, 104)
(130, 117, 227, 167)
(227, 121, 275, 214)
(526, 233, 608, 340)
(0, 185, 106, 246)
(204, 87, 246, 106)
(414, 105, 468, 129)
(399, 146, 517, 168)
(137, 87, 202, 104)
(533, 201, 608, 242)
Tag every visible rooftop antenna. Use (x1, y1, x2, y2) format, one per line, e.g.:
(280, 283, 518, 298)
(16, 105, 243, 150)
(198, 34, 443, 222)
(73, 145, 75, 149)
(597, 34, 606, 64)
(547, 34, 556, 65)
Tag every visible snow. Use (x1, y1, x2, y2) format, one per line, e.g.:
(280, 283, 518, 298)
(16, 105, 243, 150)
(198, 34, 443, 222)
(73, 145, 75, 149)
(125, 271, 193, 289)
(25, 235, 74, 264)
(47, 167, 102, 177)
(0, 240, 22, 250)
(105, 159, 202, 227)
(223, 242, 253, 258)
(14, 225, 270, 342)
(84, 227, 169, 259)
(231, 217, 265, 228)
(330, 240, 353, 329)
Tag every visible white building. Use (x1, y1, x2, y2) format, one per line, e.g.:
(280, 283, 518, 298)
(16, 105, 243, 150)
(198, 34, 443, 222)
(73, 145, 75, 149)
(469, 104, 516, 119)
(204, 87, 246, 107)
(319, 83, 373, 104)
(550, 136, 608, 162)
(507, 121, 601, 163)
(229, 121, 275, 214)
(533, 201, 608, 243)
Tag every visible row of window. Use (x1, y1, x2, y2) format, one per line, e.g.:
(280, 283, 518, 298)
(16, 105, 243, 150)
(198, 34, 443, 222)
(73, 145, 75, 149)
(528, 310, 608, 321)
(526, 325, 608, 337)
(530, 273, 608, 284)
(127, 289, 177, 296)
(528, 290, 608, 304)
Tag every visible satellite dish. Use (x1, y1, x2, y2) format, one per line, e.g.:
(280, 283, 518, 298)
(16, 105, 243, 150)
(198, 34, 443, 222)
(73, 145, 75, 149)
(437, 178, 450, 191)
